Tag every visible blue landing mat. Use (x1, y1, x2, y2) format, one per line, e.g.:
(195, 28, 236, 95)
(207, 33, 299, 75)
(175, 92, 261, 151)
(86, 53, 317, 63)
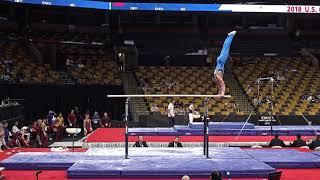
(254, 126, 320, 136)
(189, 122, 255, 129)
(68, 147, 274, 178)
(128, 128, 158, 136)
(84, 147, 252, 159)
(1, 152, 85, 170)
(312, 151, 320, 157)
(128, 124, 320, 136)
(68, 157, 123, 178)
(245, 149, 320, 168)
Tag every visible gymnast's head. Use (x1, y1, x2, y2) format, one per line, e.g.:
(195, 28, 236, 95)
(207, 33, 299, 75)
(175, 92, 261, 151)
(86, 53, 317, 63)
(181, 175, 190, 180)
(210, 171, 222, 180)
(174, 136, 180, 143)
(138, 136, 144, 142)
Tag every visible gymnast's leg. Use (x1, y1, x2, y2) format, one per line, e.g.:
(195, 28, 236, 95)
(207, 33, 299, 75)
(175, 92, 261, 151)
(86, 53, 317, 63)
(219, 31, 236, 60)
(214, 31, 236, 96)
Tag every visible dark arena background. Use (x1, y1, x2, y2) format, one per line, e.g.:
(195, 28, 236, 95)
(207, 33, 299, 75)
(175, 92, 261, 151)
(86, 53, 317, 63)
(0, 0, 320, 180)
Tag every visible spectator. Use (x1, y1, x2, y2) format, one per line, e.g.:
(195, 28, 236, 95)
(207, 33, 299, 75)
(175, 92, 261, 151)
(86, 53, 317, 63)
(66, 59, 71, 66)
(67, 109, 77, 128)
(309, 134, 320, 150)
(246, 85, 252, 94)
(269, 134, 286, 147)
(168, 136, 183, 147)
(253, 97, 261, 106)
(210, 171, 223, 180)
(181, 175, 191, 180)
(301, 94, 309, 100)
(291, 134, 307, 147)
(92, 111, 101, 130)
(177, 106, 186, 115)
(276, 71, 285, 82)
(83, 113, 93, 136)
(316, 92, 320, 101)
(233, 103, 240, 112)
(134, 136, 148, 147)
(150, 104, 160, 114)
(78, 63, 84, 69)
(12, 121, 29, 147)
(307, 95, 316, 102)
(101, 112, 111, 128)
(163, 55, 170, 66)
(175, 100, 183, 109)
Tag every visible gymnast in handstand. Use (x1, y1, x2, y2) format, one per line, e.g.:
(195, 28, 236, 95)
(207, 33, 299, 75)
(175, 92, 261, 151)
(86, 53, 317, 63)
(214, 30, 236, 96)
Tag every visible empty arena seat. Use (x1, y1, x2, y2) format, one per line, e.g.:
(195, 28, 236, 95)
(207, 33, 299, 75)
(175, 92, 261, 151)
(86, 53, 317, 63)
(136, 66, 244, 115)
(233, 56, 320, 115)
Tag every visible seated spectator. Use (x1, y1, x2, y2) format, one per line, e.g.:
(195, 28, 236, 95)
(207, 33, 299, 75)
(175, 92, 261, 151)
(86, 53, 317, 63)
(175, 100, 183, 109)
(246, 85, 252, 94)
(309, 134, 320, 150)
(276, 71, 285, 82)
(301, 94, 309, 100)
(253, 97, 261, 106)
(177, 106, 186, 115)
(66, 59, 71, 66)
(12, 121, 29, 147)
(269, 134, 286, 147)
(233, 103, 240, 112)
(210, 171, 223, 180)
(78, 63, 84, 69)
(150, 104, 160, 114)
(181, 175, 191, 180)
(291, 134, 307, 147)
(168, 136, 183, 147)
(307, 95, 316, 102)
(92, 111, 101, 130)
(316, 92, 320, 100)
(101, 112, 111, 128)
(134, 136, 148, 147)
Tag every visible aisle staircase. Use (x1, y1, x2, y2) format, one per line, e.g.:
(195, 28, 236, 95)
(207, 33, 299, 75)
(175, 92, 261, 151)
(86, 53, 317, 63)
(225, 59, 254, 114)
(120, 71, 150, 122)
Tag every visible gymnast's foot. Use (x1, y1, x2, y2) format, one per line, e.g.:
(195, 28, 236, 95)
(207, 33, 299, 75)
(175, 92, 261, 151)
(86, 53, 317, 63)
(228, 30, 237, 36)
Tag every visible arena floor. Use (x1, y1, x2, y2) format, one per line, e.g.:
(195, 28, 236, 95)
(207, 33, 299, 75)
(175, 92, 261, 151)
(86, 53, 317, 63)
(1, 147, 320, 179)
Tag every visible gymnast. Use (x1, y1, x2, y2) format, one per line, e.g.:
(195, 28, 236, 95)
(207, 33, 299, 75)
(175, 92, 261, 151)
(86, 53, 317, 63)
(214, 30, 236, 96)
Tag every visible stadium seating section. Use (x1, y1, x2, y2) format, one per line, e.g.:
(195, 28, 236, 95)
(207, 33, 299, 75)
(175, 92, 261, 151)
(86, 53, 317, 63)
(0, 40, 61, 84)
(0, 31, 121, 85)
(233, 56, 320, 115)
(136, 66, 245, 116)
